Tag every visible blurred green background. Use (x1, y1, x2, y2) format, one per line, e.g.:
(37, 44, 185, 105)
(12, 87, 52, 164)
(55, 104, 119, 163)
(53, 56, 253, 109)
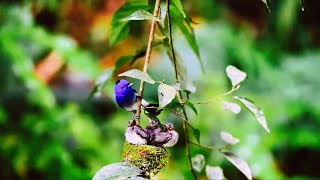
(1, 0, 320, 179)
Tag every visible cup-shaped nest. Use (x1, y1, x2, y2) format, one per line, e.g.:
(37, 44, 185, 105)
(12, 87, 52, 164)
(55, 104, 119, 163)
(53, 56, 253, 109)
(122, 142, 170, 178)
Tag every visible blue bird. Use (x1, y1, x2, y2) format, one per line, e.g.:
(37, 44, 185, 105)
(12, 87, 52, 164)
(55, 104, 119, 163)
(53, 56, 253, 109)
(114, 79, 159, 115)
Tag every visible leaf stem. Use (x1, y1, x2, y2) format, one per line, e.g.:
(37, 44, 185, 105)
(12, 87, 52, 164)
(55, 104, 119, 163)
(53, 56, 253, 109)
(189, 141, 226, 151)
(166, 0, 197, 179)
(135, 0, 161, 124)
(192, 85, 240, 105)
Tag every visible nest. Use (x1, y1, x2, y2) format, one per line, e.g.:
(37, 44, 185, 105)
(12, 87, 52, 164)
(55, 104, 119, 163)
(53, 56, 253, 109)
(122, 142, 170, 178)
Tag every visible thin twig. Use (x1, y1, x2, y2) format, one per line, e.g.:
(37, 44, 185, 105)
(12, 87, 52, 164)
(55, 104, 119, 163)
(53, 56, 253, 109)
(189, 141, 226, 151)
(192, 85, 240, 105)
(135, 0, 161, 124)
(166, 0, 197, 179)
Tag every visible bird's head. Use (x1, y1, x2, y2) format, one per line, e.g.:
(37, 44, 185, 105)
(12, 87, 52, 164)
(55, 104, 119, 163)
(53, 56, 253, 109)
(164, 123, 174, 131)
(114, 79, 134, 94)
(148, 118, 158, 127)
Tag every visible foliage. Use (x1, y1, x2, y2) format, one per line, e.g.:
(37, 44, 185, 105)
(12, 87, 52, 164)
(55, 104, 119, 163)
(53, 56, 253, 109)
(0, 0, 319, 180)
(109, 1, 149, 47)
(92, 162, 141, 180)
(118, 69, 156, 84)
(94, 0, 271, 179)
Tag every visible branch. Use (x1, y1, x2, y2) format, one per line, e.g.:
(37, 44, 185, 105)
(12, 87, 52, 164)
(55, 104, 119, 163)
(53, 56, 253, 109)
(189, 141, 226, 151)
(135, 0, 161, 124)
(192, 85, 241, 105)
(166, 0, 197, 179)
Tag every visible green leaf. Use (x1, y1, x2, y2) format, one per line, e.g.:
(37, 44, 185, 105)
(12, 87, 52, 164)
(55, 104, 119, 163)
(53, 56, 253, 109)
(221, 101, 241, 114)
(220, 131, 239, 145)
(167, 103, 200, 143)
(172, 0, 186, 18)
(158, 83, 177, 109)
(159, 3, 167, 27)
(0, 107, 7, 125)
(170, 4, 204, 72)
(153, 34, 167, 44)
(206, 165, 224, 180)
(110, 1, 149, 46)
(168, 102, 184, 119)
(300, 0, 304, 11)
(122, 9, 160, 22)
(226, 65, 247, 87)
(118, 69, 156, 84)
(92, 162, 141, 180)
(222, 152, 252, 180)
(89, 68, 113, 98)
(166, 47, 196, 92)
(113, 43, 163, 75)
(115, 56, 135, 70)
(128, 177, 145, 180)
(233, 96, 270, 133)
(192, 127, 201, 144)
(261, 0, 270, 12)
(189, 124, 200, 144)
(186, 102, 197, 115)
(191, 154, 205, 173)
(110, 23, 129, 47)
(113, 46, 147, 75)
(181, 89, 192, 99)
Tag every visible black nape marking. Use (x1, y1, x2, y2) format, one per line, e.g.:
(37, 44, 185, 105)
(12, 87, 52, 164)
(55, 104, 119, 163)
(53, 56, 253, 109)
(116, 80, 121, 84)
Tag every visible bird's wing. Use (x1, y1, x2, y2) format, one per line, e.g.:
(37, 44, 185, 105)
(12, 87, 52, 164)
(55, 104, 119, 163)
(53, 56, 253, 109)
(116, 101, 124, 108)
(125, 128, 147, 145)
(134, 126, 148, 138)
(152, 132, 171, 145)
(163, 131, 179, 147)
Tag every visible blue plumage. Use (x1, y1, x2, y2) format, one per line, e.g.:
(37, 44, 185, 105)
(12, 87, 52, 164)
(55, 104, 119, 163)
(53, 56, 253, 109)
(114, 79, 137, 109)
(114, 79, 160, 115)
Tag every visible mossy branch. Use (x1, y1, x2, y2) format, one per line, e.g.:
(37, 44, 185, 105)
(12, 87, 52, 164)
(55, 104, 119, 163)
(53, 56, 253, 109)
(135, 0, 161, 124)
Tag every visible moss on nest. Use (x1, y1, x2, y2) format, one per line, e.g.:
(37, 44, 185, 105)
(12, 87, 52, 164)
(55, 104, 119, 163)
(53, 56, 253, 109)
(122, 142, 170, 178)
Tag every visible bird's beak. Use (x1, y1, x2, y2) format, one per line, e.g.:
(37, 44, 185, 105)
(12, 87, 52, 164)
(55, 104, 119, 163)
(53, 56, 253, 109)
(128, 83, 134, 87)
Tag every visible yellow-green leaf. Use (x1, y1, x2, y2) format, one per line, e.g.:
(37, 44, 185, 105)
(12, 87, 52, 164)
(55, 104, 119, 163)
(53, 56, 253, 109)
(222, 152, 252, 180)
(226, 65, 247, 87)
(170, 4, 204, 72)
(220, 131, 239, 145)
(172, 0, 186, 18)
(260, 0, 270, 12)
(118, 69, 155, 84)
(122, 10, 160, 22)
(110, 1, 149, 46)
(158, 83, 177, 109)
(92, 162, 141, 180)
(206, 165, 224, 180)
(221, 101, 241, 114)
(192, 154, 205, 173)
(233, 96, 270, 133)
